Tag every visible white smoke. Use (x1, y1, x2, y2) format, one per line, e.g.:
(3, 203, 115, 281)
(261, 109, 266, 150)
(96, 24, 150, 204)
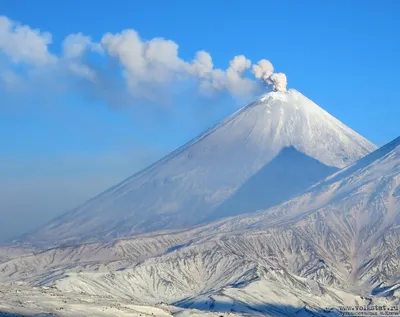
(252, 59, 287, 92)
(190, 51, 213, 77)
(62, 33, 102, 59)
(100, 31, 258, 97)
(0, 15, 288, 101)
(229, 55, 251, 73)
(0, 16, 56, 66)
(252, 59, 274, 80)
(61, 33, 102, 81)
(202, 54, 255, 96)
(268, 73, 287, 92)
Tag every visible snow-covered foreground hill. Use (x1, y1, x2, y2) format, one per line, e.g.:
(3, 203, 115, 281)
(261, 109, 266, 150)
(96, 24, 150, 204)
(0, 284, 243, 317)
(0, 136, 398, 316)
(24, 89, 375, 245)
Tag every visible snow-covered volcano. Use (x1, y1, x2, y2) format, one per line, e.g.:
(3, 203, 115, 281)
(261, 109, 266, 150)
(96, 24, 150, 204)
(26, 89, 376, 244)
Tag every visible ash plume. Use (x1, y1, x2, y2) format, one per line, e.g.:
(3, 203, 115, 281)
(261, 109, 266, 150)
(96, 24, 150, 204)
(252, 59, 287, 92)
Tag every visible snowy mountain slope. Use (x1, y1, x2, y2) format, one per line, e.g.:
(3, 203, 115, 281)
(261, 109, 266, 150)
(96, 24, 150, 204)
(0, 282, 395, 317)
(0, 245, 37, 264)
(0, 284, 378, 317)
(0, 137, 398, 316)
(0, 230, 199, 283)
(224, 136, 400, 241)
(45, 233, 399, 315)
(25, 89, 375, 244)
(6, 138, 394, 309)
(0, 220, 248, 283)
(0, 284, 238, 317)
(205, 136, 400, 291)
(175, 271, 380, 315)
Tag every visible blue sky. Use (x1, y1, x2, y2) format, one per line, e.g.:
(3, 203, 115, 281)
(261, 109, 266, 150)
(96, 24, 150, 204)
(1, 0, 399, 240)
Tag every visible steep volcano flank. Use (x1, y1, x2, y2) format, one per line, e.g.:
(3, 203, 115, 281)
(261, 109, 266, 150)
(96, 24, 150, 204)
(26, 89, 376, 244)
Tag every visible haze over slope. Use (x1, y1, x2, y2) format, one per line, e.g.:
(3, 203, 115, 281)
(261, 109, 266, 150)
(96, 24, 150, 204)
(26, 89, 375, 244)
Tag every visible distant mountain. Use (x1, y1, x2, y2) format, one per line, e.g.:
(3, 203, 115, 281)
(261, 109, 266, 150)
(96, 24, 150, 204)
(25, 89, 375, 244)
(2, 136, 398, 316)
